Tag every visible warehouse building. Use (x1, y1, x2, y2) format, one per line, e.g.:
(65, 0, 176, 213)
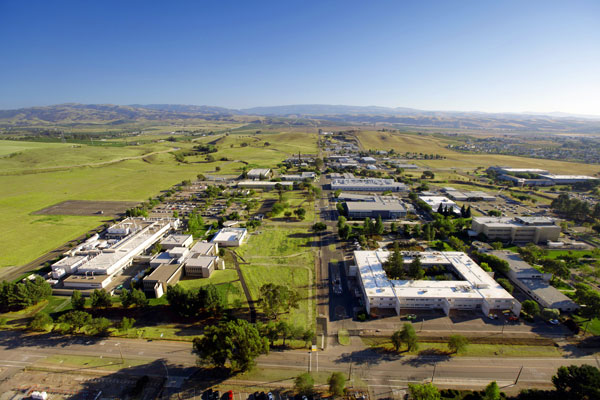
(280, 171, 317, 181)
(351, 251, 520, 317)
(539, 174, 599, 185)
(491, 251, 579, 312)
(418, 196, 459, 212)
(330, 178, 408, 192)
(470, 216, 560, 244)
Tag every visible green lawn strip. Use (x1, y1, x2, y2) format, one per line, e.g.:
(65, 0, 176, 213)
(230, 368, 333, 389)
(363, 338, 561, 357)
(573, 315, 600, 336)
(41, 354, 149, 371)
(337, 329, 350, 345)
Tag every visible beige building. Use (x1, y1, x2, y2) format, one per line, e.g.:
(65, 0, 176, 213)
(470, 217, 560, 244)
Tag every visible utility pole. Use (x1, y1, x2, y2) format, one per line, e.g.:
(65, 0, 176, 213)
(431, 363, 437, 383)
(116, 343, 123, 364)
(308, 351, 311, 372)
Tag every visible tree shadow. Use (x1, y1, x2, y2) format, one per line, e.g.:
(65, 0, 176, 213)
(334, 348, 402, 366)
(401, 350, 451, 367)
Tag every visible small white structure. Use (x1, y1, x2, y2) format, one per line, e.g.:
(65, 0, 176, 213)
(211, 227, 248, 247)
(418, 196, 457, 212)
(31, 392, 48, 400)
(331, 178, 408, 192)
(247, 168, 272, 179)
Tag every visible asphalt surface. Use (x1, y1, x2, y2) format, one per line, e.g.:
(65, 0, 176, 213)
(0, 331, 597, 396)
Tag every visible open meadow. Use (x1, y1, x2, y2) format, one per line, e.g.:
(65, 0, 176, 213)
(355, 130, 600, 175)
(0, 127, 318, 268)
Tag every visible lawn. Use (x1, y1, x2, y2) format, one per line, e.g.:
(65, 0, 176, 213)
(178, 268, 247, 308)
(42, 354, 150, 371)
(237, 223, 316, 330)
(573, 315, 600, 336)
(364, 338, 562, 357)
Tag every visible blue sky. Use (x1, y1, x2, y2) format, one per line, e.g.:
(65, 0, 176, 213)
(1, 0, 599, 114)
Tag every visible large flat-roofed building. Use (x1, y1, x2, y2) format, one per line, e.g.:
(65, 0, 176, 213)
(247, 168, 272, 180)
(280, 172, 317, 181)
(143, 263, 184, 298)
(471, 216, 560, 244)
(539, 174, 599, 185)
(351, 251, 520, 316)
(51, 255, 89, 279)
(63, 273, 112, 290)
(160, 234, 193, 250)
(490, 167, 549, 175)
(77, 218, 173, 276)
(237, 181, 294, 190)
(211, 227, 247, 247)
(444, 189, 496, 202)
(343, 194, 407, 219)
(330, 178, 408, 192)
(491, 251, 579, 312)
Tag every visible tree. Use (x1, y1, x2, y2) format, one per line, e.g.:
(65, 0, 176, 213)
(541, 308, 560, 321)
(363, 218, 373, 235)
(58, 310, 92, 333)
(497, 278, 514, 294)
(89, 317, 111, 336)
(384, 243, 405, 280)
(277, 321, 292, 346)
(295, 372, 314, 395)
(259, 283, 298, 319)
(401, 322, 418, 351)
(120, 289, 133, 308)
(391, 330, 403, 352)
(374, 215, 384, 235)
(294, 207, 306, 220)
(117, 317, 135, 332)
(130, 288, 149, 307)
(328, 372, 346, 397)
(574, 284, 600, 320)
(28, 312, 53, 331)
(552, 364, 600, 400)
(408, 383, 440, 400)
(312, 222, 327, 232)
(448, 334, 469, 354)
(71, 290, 85, 310)
(483, 381, 501, 400)
(339, 224, 352, 240)
(448, 236, 467, 252)
(491, 241, 504, 250)
(90, 289, 112, 308)
(408, 255, 425, 280)
(193, 319, 269, 372)
(522, 300, 540, 316)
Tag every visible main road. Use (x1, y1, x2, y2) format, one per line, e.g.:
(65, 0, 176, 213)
(0, 331, 597, 395)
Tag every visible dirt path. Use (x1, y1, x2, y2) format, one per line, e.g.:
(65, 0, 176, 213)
(228, 250, 257, 323)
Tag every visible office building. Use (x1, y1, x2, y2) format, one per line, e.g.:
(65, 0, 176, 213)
(471, 217, 560, 244)
(330, 178, 408, 192)
(351, 251, 520, 317)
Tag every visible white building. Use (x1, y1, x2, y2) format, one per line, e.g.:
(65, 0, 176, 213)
(211, 227, 248, 247)
(351, 251, 520, 317)
(280, 172, 317, 181)
(491, 251, 579, 312)
(539, 174, 599, 185)
(184, 241, 223, 278)
(341, 194, 408, 219)
(471, 216, 560, 244)
(237, 181, 294, 190)
(247, 168, 272, 180)
(418, 196, 458, 212)
(331, 178, 408, 192)
(160, 234, 193, 250)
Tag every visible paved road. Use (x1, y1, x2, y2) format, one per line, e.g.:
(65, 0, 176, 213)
(0, 329, 597, 395)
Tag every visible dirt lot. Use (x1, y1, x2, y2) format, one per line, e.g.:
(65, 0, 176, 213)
(33, 200, 139, 217)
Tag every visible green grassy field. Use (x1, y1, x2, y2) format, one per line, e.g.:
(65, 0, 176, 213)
(237, 222, 316, 330)
(0, 128, 318, 268)
(178, 268, 247, 307)
(356, 130, 600, 175)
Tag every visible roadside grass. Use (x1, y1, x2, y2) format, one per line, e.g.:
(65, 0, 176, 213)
(362, 338, 562, 357)
(338, 329, 350, 345)
(573, 315, 600, 336)
(41, 354, 150, 371)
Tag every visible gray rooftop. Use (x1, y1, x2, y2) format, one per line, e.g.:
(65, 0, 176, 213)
(145, 263, 183, 283)
(491, 251, 540, 275)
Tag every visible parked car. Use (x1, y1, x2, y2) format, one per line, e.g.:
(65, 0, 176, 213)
(548, 319, 559, 325)
(405, 314, 417, 321)
(226, 391, 234, 400)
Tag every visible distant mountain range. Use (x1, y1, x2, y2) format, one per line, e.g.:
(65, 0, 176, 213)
(1, 103, 599, 134)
